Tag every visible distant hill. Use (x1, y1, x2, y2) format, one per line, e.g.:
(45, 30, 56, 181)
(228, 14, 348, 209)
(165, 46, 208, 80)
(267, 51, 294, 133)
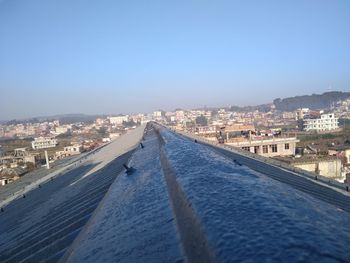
(229, 104, 272, 113)
(39, 114, 102, 124)
(195, 104, 272, 113)
(273, 91, 350, 112)
(3, 114, 104, 125)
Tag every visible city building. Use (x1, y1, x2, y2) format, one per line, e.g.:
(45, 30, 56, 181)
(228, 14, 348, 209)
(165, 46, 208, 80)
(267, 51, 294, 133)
(153, 110, 165, 121)
(95, 118, 106, 125)
(295, 108, 310, 120)
(32, 137, 58, 150)
(202, 124, 301, 157)
(55, 145, 83, 159)
(109, 115, 129, 125)
(14, 148, 37, 164)
(55, 126, 71, 135)
(102, 138, 111, 143)
(0, 148, 38, 168)
(302, 113, 339, 132)
(64, 145, 83, 154)
(226, 136, 299, 157)
(0, 167, 27, 186)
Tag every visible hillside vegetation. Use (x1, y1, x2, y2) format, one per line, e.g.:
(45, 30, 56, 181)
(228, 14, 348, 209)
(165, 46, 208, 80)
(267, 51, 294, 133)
(273, 91, 350, 112)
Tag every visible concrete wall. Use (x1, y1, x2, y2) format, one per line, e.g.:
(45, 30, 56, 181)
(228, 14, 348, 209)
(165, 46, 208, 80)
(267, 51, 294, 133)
(293, 159, 342, 179)
(345, 149, 350, 164)
(293, 163, 317, 174)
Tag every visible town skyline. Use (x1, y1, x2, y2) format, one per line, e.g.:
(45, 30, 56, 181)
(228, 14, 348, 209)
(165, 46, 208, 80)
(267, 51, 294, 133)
(1, 89, 349, 121)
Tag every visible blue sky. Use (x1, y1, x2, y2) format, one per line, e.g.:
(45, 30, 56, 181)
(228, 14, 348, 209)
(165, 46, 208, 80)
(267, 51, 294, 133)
(0, 0, 349, 119)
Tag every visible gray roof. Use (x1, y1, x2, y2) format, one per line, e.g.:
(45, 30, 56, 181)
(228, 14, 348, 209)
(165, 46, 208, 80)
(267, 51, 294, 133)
(0, 167, 27, 177)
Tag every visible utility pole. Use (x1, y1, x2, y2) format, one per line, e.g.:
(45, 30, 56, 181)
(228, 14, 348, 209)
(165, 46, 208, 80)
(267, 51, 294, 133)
(45, 150, 50, 169)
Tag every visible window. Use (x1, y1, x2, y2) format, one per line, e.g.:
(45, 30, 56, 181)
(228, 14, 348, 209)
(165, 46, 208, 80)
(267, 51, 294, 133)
(263, 145, 268, 153)
(254, 146, 259, 154)
(270, 144, 277, 153)
(285, 143, 289, 150)
(242, 147, 250, 151)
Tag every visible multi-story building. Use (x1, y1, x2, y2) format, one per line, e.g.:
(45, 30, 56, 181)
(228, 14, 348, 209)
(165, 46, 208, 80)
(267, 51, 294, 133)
(194, 124, 299, 157)
(153, 111, 163, 118)
(95, 118, 106, 126)
(175, 110, 185, 122)
(302, 113, 339, 132)
(226, 136, 299, 157)
(55, 145, 83, 160)
(152, 111, 165, 122)
(295, 108, 310, 120)
(31, 137, 58, 150)
(55, 126, 70, 135)
(109, 115, 129, 125)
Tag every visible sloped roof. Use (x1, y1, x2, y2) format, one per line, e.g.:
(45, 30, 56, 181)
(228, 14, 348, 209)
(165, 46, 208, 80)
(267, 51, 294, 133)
(0, 167, 27, 178)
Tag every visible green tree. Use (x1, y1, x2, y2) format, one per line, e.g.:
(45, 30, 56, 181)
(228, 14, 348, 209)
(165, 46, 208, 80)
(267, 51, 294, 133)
(195, 115, 208, 126)
(98, 127, 108, 136)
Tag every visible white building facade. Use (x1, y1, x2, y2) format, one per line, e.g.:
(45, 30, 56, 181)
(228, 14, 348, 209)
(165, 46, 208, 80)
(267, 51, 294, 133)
(303, 113, 339, 132)
(109, 116, 129, 125)
(226, 137, 299, 157)
(32, 137, 58, 150)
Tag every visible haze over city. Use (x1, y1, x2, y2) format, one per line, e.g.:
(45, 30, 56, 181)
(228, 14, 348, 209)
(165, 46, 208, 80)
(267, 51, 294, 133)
(0, 0, 350, 119)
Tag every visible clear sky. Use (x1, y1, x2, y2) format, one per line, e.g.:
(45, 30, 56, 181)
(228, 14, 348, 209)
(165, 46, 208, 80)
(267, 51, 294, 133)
(0, 0, 349, 120)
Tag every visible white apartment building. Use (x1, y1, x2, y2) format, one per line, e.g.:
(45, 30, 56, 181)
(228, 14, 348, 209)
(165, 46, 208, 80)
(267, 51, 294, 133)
(226, 136, 299, 157)
(303, 113, 339, 132)
(153, 111, 163, 117)
(32, 137, 58, 150)
(55, 126, 70, 135)
(175, 110, 185, 122)
(153, 111, 164, 121)
(295, 108, 309, 120)
(109, 115, 129, 125)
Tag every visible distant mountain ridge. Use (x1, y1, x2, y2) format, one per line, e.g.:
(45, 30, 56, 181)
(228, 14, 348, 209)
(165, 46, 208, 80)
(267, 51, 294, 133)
(273, 91, 350, 112)
(229, 104, 272, 113)
(2, 91, 350, 124)
(2, 114, 103, 125)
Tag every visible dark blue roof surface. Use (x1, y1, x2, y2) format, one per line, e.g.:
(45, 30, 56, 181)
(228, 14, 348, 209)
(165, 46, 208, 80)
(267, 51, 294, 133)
(0, 151, 133, 263)
(64, 126, 350, 262)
